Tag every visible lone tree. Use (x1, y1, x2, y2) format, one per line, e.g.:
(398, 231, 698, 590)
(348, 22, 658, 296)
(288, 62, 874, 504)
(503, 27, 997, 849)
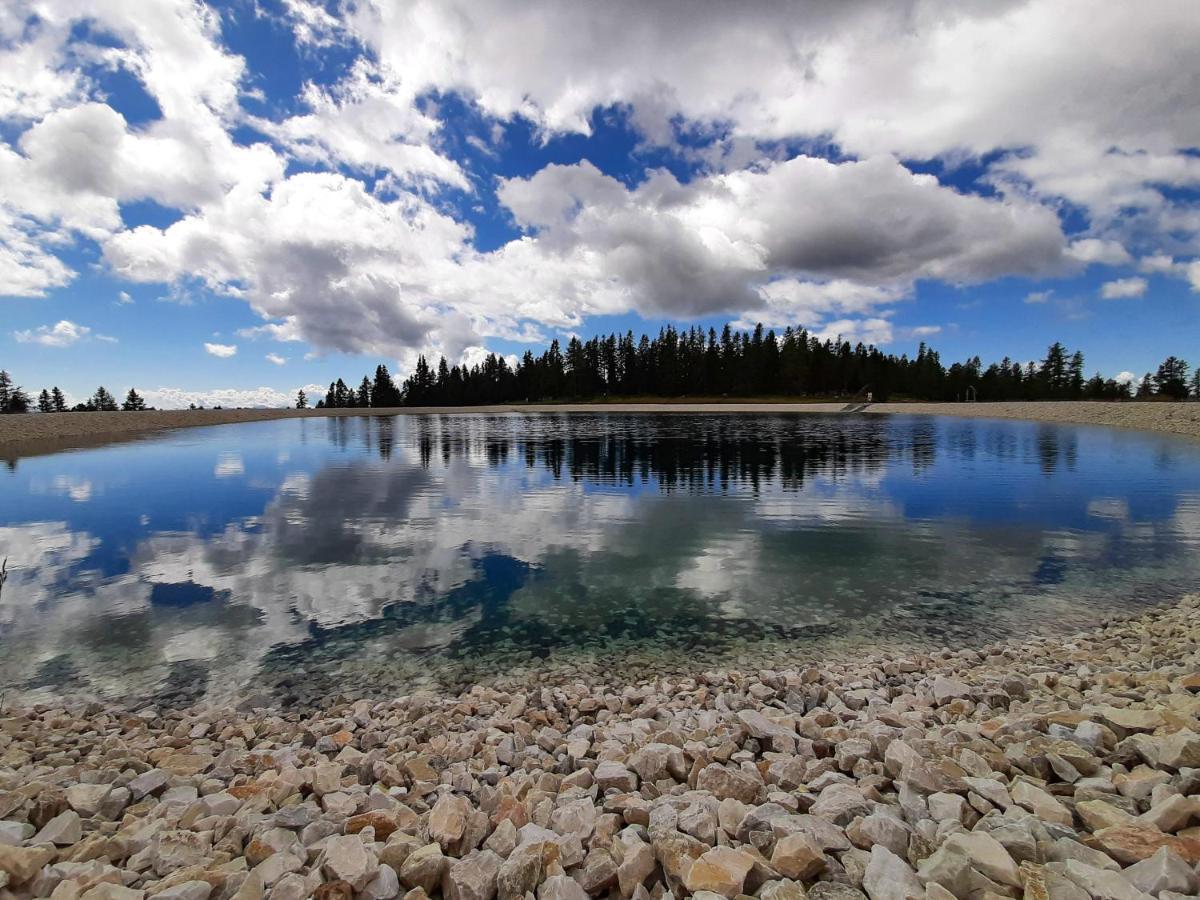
(296, 389, 307, 409)
(122, 388, 146, 411)
(92, 386, 119, 411)
(51, 386, 66, 411)
(37, 389, 53, 413)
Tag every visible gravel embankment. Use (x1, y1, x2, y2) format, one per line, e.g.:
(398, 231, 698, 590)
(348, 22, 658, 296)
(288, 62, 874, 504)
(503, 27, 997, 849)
(1, 595, 1199, 899)
(1, 402, 1197, 455)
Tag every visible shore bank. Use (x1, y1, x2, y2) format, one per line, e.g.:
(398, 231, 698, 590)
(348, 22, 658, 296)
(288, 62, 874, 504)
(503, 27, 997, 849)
(1, 401, 1197, 456)
(1, 594, 1198, 899)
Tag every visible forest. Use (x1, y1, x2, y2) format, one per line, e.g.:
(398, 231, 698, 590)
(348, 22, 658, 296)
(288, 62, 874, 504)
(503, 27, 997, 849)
(309, 325, 1196, 410)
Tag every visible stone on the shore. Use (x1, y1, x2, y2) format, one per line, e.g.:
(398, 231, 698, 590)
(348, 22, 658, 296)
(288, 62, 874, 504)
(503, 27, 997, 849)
(399, 844, 446, 894)
(442, 850, 502, 900)
(770, 832, 826, 880)
(862, 845, 922, 900)
(696, 764, 761, 803)
(594, 762, 638, 794)
(682, 846, 755, 899)
(1121, 847, 1199, 896)
(33, 809, 83, 845)
(430, 794, 471, 850)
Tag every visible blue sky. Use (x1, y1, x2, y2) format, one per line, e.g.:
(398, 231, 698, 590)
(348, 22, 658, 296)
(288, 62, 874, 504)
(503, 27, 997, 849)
(1, 0, 1198, 407)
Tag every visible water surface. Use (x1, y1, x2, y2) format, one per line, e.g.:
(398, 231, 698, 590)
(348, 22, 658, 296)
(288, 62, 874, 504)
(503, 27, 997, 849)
(1, 413, 1198, 707)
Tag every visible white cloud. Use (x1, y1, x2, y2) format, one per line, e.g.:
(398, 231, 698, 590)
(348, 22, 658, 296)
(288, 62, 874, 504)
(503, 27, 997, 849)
(1114, 371, 1136, 385)
(1099, 277, 1148, 299)
(1024, 290, 1053, 304)
(265, 353, 287, 365)
(117, 290, 133, 304)
(1066, 239, 1133, 267)
(103, 154, 1070, 359)
(14, 319, 91, 347)
(138, 384, 324, 409)
(909, 325, 943, 338)
(204, 342, 237, 358)
(336, 0, 1200, 239)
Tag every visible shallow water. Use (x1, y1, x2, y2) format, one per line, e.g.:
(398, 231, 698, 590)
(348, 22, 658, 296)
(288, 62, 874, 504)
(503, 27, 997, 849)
(1, 413, 1198, 707)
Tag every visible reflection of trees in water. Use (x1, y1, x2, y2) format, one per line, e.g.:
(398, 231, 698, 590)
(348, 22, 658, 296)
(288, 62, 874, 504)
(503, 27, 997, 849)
(389, 414, 901, 491)
(1036, 425, 1078, 474)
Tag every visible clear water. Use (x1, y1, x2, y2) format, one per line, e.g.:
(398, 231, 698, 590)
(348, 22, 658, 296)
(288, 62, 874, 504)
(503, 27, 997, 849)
(1, 413, 1198, 708)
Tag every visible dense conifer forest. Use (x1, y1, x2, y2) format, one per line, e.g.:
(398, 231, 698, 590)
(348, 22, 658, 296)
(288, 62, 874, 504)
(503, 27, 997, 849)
(311, 325, 1195, 409)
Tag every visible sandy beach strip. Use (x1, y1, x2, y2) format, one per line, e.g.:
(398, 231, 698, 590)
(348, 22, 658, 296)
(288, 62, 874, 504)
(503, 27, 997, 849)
(0, 400, 1197, 456)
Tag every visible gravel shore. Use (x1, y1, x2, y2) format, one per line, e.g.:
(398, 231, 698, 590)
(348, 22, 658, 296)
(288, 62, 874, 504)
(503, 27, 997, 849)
(1, 402, 1198, 456)
(2, 595, 1198, 900)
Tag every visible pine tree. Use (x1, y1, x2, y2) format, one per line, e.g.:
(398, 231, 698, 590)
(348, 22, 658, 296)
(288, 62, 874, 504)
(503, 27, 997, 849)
(1153, 356, 1190, 399)
(357, 376, 371, 407)
(1067, 351, 1085, 399)
(372, 364, 400, 407)
(296, 389, 307, 409)
(92, 386, 118, 411)
(1191, 368, 1200, 400)
(5, 387, 29, 413)
(37, 389, 53, 413)
(122, 388, 146, 411)
(1136, 373, 1154, 399)
(51, 386, 66, 412)
(0, 370, 10, 412)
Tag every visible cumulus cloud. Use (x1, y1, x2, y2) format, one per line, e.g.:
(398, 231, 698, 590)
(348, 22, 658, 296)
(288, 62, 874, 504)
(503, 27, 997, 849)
(1066, 239, 1133, 267)
(334, 0, 1200, 238)
(103, 154, 1071, 356)
(204, 342, 237, 358)
(138, 384, 324, 409)
(14, 319, 93, 346)
(265, 353, 287, 365)
(1114, 371, 1136, 385)
(1100, 277, 1148, 299)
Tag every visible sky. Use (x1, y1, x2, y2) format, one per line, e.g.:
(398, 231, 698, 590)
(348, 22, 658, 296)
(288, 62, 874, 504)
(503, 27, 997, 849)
(1, 0, 1198, 408)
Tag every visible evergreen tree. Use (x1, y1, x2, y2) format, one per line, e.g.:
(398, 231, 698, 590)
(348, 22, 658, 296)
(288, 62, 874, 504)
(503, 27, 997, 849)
(5, 387, 29, 413)
(51, 386, 66, 412)
(1136, 373, 1154, 399)
(121, 388, 146, 411)
(0, 370, 10, 411)
(1191, 368, 1200, 400)
(1067, 351, 1085, 399)
(371, 365, 401, 407)
(1153, 356, 1190, 399)
(38, 389, 53, 413)
(296, 389, 307, 409)
(92, 386, 118, 411)
(357, 377, 371, 407)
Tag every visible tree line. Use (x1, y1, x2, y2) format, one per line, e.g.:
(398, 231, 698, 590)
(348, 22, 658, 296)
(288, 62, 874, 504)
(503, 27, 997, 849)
(0, 372, 147, 414)
(4, 324, 1196, 417)
(306, 325, 1198, 409)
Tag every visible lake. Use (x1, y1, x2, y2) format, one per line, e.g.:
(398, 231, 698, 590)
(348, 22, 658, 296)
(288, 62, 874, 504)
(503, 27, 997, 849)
(1, 412, 1198, 708)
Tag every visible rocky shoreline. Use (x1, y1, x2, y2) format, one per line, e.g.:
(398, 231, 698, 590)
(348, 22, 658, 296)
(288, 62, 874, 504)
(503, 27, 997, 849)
(2, 594, 1198, 900)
